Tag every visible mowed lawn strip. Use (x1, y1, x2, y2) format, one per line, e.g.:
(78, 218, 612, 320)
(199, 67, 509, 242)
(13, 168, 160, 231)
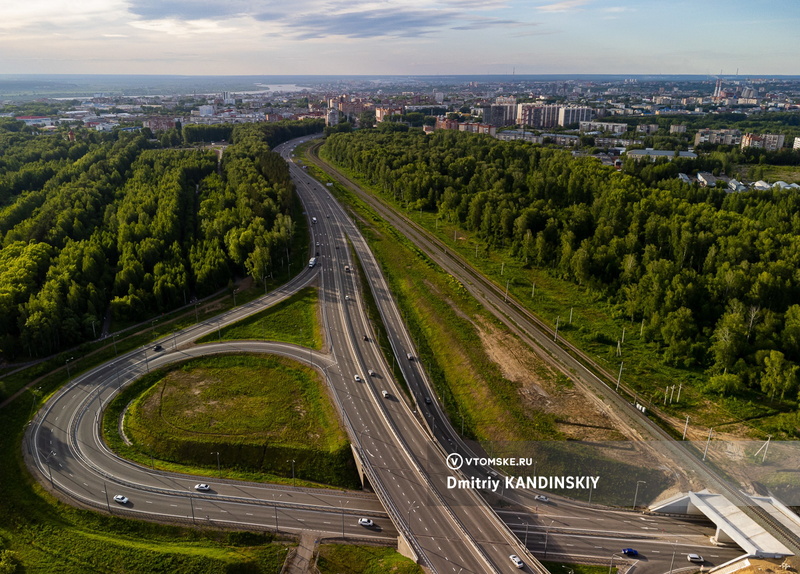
(197, 286, 322, 349)
(122, 354, 357, 488)
(315, 544, 423, 574)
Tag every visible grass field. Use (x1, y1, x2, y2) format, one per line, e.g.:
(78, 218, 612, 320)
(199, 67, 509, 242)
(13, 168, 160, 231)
(315, 544, 423, 574)
(197, 286, 322, 349)
(114, 354, 358, 488)
(0, 400, 293, 573)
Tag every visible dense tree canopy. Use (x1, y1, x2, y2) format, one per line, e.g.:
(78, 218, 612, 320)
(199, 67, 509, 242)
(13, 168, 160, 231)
(324, 129, 800, 398)
(0, 119, 323, 358)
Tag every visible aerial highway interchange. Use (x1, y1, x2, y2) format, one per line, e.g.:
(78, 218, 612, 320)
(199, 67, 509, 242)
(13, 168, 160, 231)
(25, 134, 788, 574)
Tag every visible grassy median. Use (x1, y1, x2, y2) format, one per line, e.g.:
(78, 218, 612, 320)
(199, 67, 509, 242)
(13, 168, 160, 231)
(108, 353, 358, 489)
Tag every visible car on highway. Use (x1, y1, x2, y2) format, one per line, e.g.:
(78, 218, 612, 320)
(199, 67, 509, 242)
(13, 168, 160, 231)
(368, 369, 376, 377)
(357, 518, 374, 527)
(381, 390, 389, 398)
(687, 554, 704, 563)
(534, 494, 549, 502)
(153, 345, 163, 352)
(406, 353, 413, 360)
(363, 334, 368, 341)
(622, 548, 638, 557)
(509, 554, 524, 568)
(113, 495, 128, 504)
(425, 396, 432, 404)
(194, 484, 210, 491)
(354, 375, 362, 382)
(345, 295, 350, 300)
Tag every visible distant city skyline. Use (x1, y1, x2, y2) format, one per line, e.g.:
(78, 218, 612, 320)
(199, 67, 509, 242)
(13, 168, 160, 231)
(1, 0, 798, 76)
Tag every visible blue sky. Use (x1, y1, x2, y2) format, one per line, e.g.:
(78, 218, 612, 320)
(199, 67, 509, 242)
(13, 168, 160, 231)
(0, 0, 797, 75)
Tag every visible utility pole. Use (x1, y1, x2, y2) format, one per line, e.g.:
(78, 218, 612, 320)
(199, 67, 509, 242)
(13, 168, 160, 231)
(633, 480, 646, 510)
(682, 416, 689, 440)
(554, 316, 560, 342)
(703, 428, 714, 461)
(616, 362, 623, 391)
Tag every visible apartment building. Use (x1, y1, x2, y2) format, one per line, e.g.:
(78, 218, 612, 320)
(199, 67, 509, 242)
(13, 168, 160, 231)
(741, 133, 785, 152)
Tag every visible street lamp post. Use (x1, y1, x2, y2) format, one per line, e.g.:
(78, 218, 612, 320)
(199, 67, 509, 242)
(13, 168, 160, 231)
(609, 553, 622, 574)
(65, 356, 74, 379)
(211, 451, 220, 475)
(44, 450, 56, 488)
(524, 522, 529, 547)
(288, 459, 295, 486)
(340, 499, 349, 539)
(544, 519, 554, 558)
(668, 540, 677, 574)
(633, 480, 646, 510)
(273, 493, 281, 532)
(29, 386, 42, 420)
(407, 500, 419, 534)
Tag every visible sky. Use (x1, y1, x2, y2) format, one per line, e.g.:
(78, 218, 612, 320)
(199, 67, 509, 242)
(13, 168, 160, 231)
(0, 0, 798, 76)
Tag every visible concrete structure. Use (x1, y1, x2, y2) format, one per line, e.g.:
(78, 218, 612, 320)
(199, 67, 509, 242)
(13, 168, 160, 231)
(458, 122, 496, 135)
(626, 149, 697, 161)
(142, 117, 177, 132)
(375, 106, 403, 122)
(580, 121, 628, 134)
(794, 137, 800, 150)
(325, 107, 339, 127)
(670, 124, 687, 134)
(434, 117, 459, 131)
(697, 172, 718, 187)
(636, 123, 660, 135)
(558, 106, 594, 126)
(695, 128, 742, 146)
(16, 116, 53, 126)
(741, 133, 785, 152)
(728, 179, 747, 192)
(516, 103, 560, 129)
(651, 491, 796, 559)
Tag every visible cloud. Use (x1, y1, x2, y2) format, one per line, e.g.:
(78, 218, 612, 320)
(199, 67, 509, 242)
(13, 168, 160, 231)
(536, 0, 591, 13)
(129, 18, 239, 36)
(0, 0, 127, 30)
(451, 17, 537, 31)
(124, 0, 537, 41)
(276, 8, 453, 39)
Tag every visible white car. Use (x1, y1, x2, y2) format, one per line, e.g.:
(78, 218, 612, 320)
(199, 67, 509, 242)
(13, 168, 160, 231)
(510, 554, 524, 568)
(534, 494, 549, 502)
(354, 375, 362, 382)
(357, 518, 374, 527)
(194, 484, 210, 491)
(368, 369, 376, 377)
(113, 495, 128, 504)
(381, 390, 389, 398)
(687, 554, 704, 563)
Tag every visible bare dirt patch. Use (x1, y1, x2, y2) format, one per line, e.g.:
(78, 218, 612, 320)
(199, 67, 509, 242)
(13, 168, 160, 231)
(473, 315, 624, 442)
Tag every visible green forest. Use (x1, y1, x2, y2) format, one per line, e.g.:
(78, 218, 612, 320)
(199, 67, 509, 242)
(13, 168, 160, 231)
(0, 119, 322, 359)
(323, 129, 800, 404)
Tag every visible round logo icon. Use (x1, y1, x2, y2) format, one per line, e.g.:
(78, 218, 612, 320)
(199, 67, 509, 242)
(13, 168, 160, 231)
(446, 453, 464, 470)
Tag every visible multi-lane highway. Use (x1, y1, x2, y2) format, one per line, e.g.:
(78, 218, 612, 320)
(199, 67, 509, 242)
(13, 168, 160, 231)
(25, 133, 770, 574)
(305, 141, 800, 559)
(26, 135, 544, 574)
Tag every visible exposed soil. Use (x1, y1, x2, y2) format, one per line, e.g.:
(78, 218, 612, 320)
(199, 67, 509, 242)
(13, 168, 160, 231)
(473, 315, 625, 442)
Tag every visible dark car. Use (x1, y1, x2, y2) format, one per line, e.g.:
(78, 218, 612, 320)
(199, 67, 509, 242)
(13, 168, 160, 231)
(153, 345, 163, 352)
(622, 548, 639, 557)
